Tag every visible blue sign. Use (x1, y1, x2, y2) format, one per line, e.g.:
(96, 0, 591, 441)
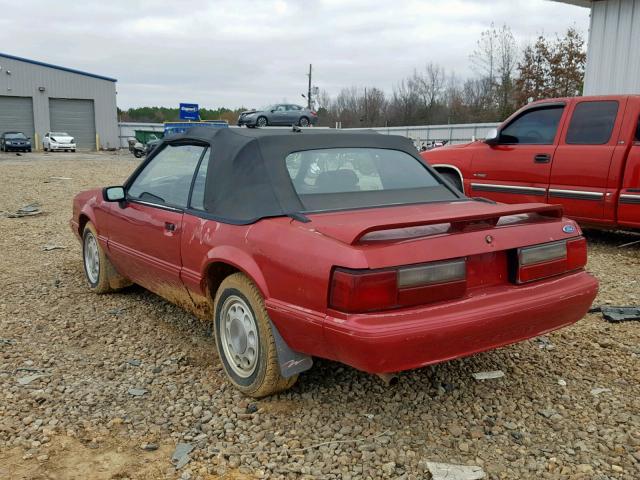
(179, 103, 199, 121)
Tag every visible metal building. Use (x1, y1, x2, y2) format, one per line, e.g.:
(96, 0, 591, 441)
(0, 52, 118, 150)
(559, 0, 640, 95)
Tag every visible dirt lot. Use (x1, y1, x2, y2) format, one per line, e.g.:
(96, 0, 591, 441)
(0, 150, 639, 480)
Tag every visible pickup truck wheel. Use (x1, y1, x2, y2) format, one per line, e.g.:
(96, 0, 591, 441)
(440, 171, 463, 192)
(82, 222, 130, 293)
(214, 273, 297, 397)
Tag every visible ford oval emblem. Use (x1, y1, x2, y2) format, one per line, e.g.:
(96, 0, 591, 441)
(562, 224, 576, 234)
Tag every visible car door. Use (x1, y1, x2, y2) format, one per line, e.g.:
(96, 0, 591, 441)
(270, 105, 288, 125)
(549, 99, 625, 222)
(286, 104, 301, 124)
(469, 103, 567, 204)
(105, 143, 208, 295)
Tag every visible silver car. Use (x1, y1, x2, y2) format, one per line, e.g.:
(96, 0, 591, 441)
(237, 104, 318, 127)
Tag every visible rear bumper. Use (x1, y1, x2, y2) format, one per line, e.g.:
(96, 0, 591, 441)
(323, 271, 598, 373)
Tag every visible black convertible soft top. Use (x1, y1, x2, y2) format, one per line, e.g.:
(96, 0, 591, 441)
(159, 127, 460, 224)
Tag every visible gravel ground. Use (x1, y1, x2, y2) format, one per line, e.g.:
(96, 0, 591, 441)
(0, 151, 639, 480)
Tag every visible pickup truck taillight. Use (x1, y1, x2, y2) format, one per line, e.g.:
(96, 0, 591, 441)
(516, 237, 587, 284)
(329, 259, 466, 313)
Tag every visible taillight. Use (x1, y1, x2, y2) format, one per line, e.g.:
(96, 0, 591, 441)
(329, 258, 466, 313)
(310, 111, 317, 116)
(516, 237, 587, 284)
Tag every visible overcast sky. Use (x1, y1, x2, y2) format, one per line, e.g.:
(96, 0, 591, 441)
(0, 0, 590, 110)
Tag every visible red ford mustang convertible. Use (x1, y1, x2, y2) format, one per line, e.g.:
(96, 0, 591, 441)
(71, 128, 598, 397)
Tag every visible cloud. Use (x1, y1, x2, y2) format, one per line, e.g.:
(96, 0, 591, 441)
(0, 0, 590, 109)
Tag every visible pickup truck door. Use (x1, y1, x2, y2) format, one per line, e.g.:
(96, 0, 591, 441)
(469, 103, 566, 204)
(549, 99, 625, 223)
(618, 115, 640, 229)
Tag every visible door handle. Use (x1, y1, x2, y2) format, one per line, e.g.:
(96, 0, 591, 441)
(534, 154, 551, 163)
(165, 222, 176, 232)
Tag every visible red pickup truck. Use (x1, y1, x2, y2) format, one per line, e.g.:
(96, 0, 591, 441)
(421, 95, 640, 230)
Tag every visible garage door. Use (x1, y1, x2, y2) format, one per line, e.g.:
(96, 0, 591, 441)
(0, 96, 34, 139)
(49, 99, 96, 150)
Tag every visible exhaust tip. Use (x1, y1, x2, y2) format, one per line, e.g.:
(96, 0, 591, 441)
(376, 373, 399, 386)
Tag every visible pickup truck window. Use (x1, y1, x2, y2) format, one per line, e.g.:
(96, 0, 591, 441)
(500, 106, 564, 145)
(566, 101, 618, 145)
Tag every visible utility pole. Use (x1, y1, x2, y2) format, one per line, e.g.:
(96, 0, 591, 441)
(307, 64, 312, 110)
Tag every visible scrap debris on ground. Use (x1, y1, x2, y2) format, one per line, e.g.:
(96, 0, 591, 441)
(0, 152, 639, 479)
(4, 202, 42, 218)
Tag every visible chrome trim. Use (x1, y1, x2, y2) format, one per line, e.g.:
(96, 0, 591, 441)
(548, 189, 604, 201)
(620, 194, 640, 205)
(128, 199, 183, 212)
(470, 183, 546, 195)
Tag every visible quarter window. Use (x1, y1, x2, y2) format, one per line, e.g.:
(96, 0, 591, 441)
(500, 106, 564, 145)
(190, 150, 210, 210)
(566, 101, 619, 145)
(128, 144, 206, 208)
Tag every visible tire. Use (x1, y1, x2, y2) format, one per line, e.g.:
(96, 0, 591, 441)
(133, 150, 144, 158)
(214, 273, 298, 397)
(82, 222, 130, 293)
(440, 171, 463, 192)
(256, 116, 268, 127)
(299, 116, 310, 127)
(72, 149, 76, 153)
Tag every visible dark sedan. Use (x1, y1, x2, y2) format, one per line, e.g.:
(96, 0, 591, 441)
(1, 132, 32, 152)
(237, 104, 318, 127)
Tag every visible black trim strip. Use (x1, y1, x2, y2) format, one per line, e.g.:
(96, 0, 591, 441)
(620, 194, 640, 205)
(471, 183, 546, 196)
(548, 190, 603, 201)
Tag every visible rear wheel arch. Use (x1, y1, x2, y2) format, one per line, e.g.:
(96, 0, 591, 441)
(433, 165, 464, 193)
(203, 254, 270, 301)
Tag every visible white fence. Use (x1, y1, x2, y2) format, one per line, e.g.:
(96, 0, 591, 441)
(346, 123, 499, 146)
(117, 121, 499, 149)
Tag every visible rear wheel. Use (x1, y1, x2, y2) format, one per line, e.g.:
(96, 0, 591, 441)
(299, 116, 310, 127)
(82, 222, 130, 293)
(256, 116, 268, 127)
(439, 171, 463, 192)
(214, 273, 297, 397)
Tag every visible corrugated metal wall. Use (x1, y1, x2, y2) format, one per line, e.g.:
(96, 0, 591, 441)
(584, 0, 640, 95)
(0, 54, 118, 149)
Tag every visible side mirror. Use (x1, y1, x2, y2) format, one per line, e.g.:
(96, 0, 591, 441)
(484, 128, 499, 145)
(103, 186, 125, 202)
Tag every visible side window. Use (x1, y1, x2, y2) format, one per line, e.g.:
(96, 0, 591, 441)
(566, 101, 619, 145)
(190, 149, 210, 210)
(128, 144, 205, 208)
(500, 106, 564, 145)
(276, 105, 286, 112)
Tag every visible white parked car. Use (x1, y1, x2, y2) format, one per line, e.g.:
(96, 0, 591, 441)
(43, 132, 76, 152)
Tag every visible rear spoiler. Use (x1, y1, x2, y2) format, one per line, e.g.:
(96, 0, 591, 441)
(351, 204, 563, 244)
